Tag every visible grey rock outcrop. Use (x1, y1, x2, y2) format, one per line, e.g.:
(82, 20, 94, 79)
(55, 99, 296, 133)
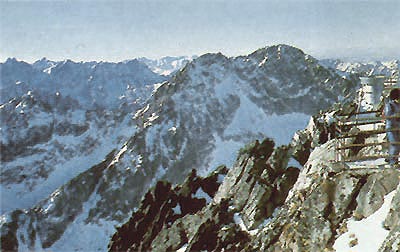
(109, 138, 301, 251)
(108, 166, 229, 251)
(255, 154, 399, 251)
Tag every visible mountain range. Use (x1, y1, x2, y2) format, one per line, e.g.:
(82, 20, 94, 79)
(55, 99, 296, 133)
(137, 56, 196, 76)
(1, 58, 166, 214)
(1, 45, 398, 251)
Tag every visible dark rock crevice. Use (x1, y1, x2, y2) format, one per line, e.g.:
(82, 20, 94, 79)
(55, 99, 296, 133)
(325, 174, 368, 248)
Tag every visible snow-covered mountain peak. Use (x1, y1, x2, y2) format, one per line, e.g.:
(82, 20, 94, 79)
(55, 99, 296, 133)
(2, 58, 31, 70)
(248, 44, 309, 62)
(32, 57, 57, 74)
(126, 46, 358, 190)
(3, 57, 21, 65)
(255, 43, 302, 53)
(319, 58, 399, 77)
(0, 58, 167, 108)
(196, 52, 228, 62)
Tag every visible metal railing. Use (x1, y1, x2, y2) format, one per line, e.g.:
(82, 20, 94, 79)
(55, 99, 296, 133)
(334, 109, 400, 163)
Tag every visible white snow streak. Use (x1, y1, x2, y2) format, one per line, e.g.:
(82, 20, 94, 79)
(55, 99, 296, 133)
(333, 190, 396, 252)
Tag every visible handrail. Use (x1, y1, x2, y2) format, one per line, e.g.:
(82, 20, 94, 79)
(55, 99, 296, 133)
(337, 115, 400, 123)
(337, 128, 400, 139)
(336, 141, 400, 150)
(340, 120, 384, 127)
(345, 165, 391, 169)
(344, 154, 400, 162)
(335, 110, 381, 117)
(334, 80, 399, 163)
(384, 87, 399, 90)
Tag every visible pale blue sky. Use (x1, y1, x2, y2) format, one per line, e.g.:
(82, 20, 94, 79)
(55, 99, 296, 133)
(1, 0, 399, 62)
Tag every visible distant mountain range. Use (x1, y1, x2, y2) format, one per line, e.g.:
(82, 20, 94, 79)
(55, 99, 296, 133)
(0, 58, 167, 108)
(320, 58, 399, 78)
(138, 56, 197, 76)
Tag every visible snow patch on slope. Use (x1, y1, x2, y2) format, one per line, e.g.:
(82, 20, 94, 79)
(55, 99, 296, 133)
(46, 188, 120, 252)
(333, 190, 396, 252)
(206, 96, 309, 173)
(206, 79, 310, 173)
(1, 117, 136, 214)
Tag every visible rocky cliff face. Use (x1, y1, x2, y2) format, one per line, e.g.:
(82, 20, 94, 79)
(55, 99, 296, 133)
(109, 138, 300, 252)
(108, 101, 400, 251)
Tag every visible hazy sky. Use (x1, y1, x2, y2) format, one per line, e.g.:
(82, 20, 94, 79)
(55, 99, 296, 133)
(1, 0, 399, 62)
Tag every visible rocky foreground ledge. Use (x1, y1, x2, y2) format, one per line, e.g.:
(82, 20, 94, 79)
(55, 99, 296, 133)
(108, 136, 400, 251)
